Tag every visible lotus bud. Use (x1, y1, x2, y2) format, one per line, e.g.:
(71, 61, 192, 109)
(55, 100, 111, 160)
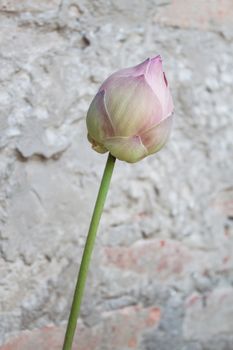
(86, 56, 174, 163)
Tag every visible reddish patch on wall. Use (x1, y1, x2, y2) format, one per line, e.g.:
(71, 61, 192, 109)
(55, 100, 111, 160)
(160, 240, 166, 247)
(128, 337, 138, 348)
(223, 256, 229, 264)
(103, 238, 192, 280)
(186, 294, 200, 307)
(145, 307, 161, 327)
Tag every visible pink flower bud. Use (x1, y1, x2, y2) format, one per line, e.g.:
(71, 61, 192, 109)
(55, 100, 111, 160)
(86, 56, 174, 163)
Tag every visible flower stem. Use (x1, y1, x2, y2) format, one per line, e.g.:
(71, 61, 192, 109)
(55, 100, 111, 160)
(62, 153, 116, 350)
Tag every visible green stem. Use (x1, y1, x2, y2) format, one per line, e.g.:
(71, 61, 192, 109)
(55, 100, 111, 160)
(62, 153, 116, 350)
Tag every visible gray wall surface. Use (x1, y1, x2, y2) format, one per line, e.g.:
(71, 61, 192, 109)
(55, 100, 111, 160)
(0, 0, 233, 349)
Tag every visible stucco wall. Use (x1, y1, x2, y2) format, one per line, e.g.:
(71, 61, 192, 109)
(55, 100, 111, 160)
(0, 1, 233, 349)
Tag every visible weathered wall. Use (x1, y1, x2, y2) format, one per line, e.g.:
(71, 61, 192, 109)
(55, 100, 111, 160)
(0, 0, 233, 349)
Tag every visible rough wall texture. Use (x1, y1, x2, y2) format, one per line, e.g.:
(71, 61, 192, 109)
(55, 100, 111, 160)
(0, 0, 233, 349)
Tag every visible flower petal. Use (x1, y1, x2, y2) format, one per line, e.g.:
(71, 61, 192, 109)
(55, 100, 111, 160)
(146, 56, 174, 117)
(165, 89, 174, 117)
(86, 90, 115, 143)
(104, 135, 148, 163)
(104, 75, 163, 136)
(87, 134, 108, 154)
(140, 115, 173, 154)
(101, 58, 150, 90)
(146, 56, 164, 94)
